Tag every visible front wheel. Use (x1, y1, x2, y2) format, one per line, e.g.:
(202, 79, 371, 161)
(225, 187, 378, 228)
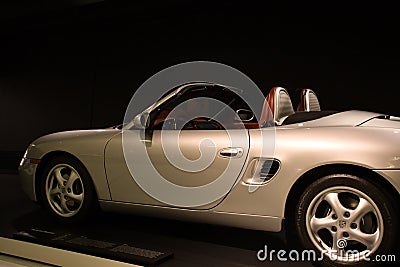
(40, 155, 98, 222)
(293, 174, 398, 266)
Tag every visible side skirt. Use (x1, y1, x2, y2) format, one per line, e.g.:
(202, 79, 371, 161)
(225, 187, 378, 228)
(99, 200, 282, 232)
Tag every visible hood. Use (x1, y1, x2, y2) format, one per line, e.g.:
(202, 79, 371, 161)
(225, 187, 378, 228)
(33, 129, 120, 146)
(27, 129, 120, 159)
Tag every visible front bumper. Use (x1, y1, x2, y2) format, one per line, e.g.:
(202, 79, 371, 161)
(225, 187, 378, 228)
(18, 157, 39, 202)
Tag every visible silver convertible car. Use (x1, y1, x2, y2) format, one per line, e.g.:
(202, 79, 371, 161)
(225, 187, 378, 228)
(19, 83, 399, 266)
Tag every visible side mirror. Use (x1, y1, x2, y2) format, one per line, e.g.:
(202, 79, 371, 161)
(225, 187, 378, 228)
(133, 112, 149, 129)
(235, 109, 254, 122)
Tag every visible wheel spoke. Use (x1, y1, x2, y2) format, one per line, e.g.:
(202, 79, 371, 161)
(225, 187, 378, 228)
(310, 215, 336, 232)
(350, 229, 380, 250)
(67, 192, 83, 202)
(350, 197, 374, 222)
(331, 232, 339, 251)
(324, 192, 347, 215)
(48, 178, 58, 195)
(66, 171, 80, 188)
(53, 168, 65, 186)
(60, 197, 71, 213)
(52, 200, 63, 214)
(50, 187, 61, 197)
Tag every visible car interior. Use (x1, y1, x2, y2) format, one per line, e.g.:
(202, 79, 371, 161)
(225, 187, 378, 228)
(262, 87, 335, 126)
(150, 85, 332, 130)
(297, 88, 321, 112)
(263, 86, 339, 126)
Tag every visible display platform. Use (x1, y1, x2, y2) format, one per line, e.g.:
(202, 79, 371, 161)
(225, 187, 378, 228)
(0, 237, 141, 267)
(0, 173, 312, 266)
(13, 229, 173, 265)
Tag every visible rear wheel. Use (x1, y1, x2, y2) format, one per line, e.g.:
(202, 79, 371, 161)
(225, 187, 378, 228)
(40, 155, 98, 222)
(292, 174, 398, 266)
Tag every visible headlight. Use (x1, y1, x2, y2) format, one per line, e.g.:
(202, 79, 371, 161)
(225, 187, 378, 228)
(19, 144, 40, 167)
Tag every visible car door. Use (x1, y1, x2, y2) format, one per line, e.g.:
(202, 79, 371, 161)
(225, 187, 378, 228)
(105, 84, 251, 209)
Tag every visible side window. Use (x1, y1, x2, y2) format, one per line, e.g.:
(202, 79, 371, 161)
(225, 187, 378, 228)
(206, 87, 257, 129)
(150, 85, 256, 130)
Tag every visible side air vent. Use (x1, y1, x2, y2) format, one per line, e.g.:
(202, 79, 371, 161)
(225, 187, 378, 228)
(259, 159, 280, 181)
(245, 158, 281, 185)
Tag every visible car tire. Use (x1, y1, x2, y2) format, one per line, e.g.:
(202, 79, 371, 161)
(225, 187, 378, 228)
(40, 155, 99, 222)
(292, 174, 398, 266)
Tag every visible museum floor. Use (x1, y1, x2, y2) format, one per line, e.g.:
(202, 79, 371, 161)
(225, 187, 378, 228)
(0, 172, 312, 266)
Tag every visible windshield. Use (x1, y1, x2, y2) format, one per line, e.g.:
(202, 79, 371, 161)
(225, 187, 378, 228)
(122, 86, 183, 130)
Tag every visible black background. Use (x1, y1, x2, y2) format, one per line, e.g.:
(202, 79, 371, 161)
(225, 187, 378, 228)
(1, 1, 399, 158)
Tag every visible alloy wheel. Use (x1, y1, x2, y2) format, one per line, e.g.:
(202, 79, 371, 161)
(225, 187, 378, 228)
(305, 186, 383, 262)
(45, 164, 85, 217)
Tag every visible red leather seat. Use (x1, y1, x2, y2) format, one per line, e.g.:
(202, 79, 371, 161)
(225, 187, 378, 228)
(297, 88, 321, 112)
(259, 87, 294, 127)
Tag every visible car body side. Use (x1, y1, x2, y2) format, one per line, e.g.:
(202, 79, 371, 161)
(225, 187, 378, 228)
(19, 111, 400, 232)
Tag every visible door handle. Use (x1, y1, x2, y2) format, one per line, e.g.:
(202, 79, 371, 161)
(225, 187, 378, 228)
(219, 147, 244, 158)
